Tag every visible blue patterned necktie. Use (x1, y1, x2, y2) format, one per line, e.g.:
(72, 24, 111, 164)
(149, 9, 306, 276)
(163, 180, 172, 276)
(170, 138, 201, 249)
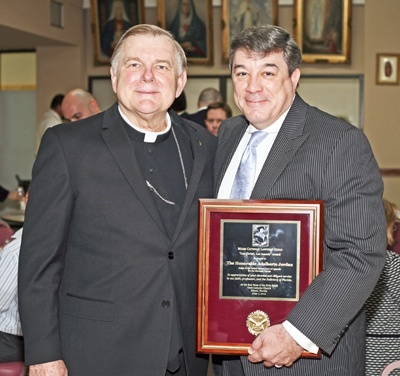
(230, 131, 268, 199)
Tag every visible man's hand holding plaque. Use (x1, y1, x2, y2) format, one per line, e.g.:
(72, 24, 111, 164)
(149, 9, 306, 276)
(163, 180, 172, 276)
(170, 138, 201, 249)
(247, 323, 304, 368)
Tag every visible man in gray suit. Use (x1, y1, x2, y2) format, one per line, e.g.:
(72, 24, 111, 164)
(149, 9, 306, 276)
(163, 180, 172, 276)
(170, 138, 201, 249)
(213, 25, 386, 375)
(18, 24, 216, 375)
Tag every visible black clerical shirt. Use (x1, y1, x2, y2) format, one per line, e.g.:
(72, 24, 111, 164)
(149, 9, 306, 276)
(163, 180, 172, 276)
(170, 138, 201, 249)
(124, 121, 193, 240)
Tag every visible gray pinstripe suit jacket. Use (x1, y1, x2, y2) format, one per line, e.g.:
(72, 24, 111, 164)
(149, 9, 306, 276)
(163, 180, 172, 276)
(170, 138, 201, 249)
(214, 94, 387, 375)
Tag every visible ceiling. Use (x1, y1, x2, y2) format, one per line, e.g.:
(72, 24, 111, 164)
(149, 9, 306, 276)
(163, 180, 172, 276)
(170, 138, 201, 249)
(0, 25, 69, 52)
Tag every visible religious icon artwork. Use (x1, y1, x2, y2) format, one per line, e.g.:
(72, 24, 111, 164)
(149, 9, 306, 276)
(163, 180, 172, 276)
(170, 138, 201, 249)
(158, 0, 214, 65)
(376, 54, 400, 85)
(221, 0, 278, 64)
(91, 0, 145, 65)
(294, 0, 352, 64)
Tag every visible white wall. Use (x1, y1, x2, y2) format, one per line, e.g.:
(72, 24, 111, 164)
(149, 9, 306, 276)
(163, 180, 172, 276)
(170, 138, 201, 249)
(0, 91, 36, 211)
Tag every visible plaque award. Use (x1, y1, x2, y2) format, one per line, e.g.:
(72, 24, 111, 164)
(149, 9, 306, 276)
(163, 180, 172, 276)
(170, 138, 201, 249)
(197, 199, 323, 357)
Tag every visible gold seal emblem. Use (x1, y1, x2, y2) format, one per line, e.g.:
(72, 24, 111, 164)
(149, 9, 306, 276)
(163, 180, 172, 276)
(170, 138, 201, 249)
(246, 310, 270, 336)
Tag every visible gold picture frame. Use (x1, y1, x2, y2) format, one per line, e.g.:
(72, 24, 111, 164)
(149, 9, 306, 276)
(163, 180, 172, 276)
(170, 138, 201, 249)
(293, 0, 352, 64)
(90, 0, 145, 65)
(376, 53, 400, 85)
(157, 0, 213, 65)
(222, 0, 278, 65)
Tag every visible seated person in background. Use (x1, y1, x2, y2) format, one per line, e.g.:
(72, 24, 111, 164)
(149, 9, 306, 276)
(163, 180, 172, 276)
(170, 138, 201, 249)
(61, 88, 101, 122)
(204, 102, 232, 136)
(0, 193, 28, 367)
(0, 186, 23, 203)
(0, 218, 14, 249)
(365, 198, 400, 376)
(0, 185, 20, 246)
(185, 87, 222, 128)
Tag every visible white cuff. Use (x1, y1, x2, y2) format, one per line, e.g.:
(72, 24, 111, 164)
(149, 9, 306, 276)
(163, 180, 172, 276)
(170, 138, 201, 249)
(282, 320, 319, 354)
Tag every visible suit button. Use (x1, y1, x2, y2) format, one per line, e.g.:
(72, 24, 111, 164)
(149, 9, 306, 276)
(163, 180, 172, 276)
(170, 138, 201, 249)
(168, 251, 174, 259)
(162, 300, 170, 308)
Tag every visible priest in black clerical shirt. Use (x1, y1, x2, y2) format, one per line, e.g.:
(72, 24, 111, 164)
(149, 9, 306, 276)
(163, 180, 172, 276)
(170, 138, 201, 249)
(18, 24, 217, 376)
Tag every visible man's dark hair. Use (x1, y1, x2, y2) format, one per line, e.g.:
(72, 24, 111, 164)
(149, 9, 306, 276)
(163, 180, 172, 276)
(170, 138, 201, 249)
(171, 91, 187, 113)
(206, 102, 233, 119)
(229, 25, 302, 76)
(50, 94, 64, 110)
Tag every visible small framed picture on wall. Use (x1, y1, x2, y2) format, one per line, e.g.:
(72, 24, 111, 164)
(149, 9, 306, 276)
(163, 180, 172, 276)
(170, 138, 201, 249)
(376, 53, 400, 85)
(158, 0, 214, 65)
(91, 0, 145, 65)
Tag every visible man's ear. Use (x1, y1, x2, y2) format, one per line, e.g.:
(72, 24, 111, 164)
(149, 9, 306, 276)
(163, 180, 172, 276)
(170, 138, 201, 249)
(176, 71, 187, 98)
(110, 66, 117, 94)
(90, 100, 101, 114)
(291, 68, 301, 90)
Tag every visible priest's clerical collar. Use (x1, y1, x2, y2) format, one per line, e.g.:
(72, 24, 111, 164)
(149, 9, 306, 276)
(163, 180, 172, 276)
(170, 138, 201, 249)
(118, 106, 171, 143)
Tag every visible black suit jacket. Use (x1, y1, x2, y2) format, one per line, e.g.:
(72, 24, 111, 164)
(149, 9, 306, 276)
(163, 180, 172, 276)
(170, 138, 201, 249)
(19, 104, 217, 375)
(184, 109, 207, 128)
(214, 95, 387, 375)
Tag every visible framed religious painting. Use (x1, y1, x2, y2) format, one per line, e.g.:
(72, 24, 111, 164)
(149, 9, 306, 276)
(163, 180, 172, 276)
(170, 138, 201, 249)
(376, 53, 400, 85)
(221, 0, 278, 64)
(157, 0, 213, 65)
(293, 0, 352, 64)
(197, 199, 323, 356)
(90, 0, 145, 65)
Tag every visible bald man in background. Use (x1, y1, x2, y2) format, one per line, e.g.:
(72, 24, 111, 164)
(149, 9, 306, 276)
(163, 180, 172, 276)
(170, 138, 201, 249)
(61, 88, 101, 122)
(183, 87, 222, 128)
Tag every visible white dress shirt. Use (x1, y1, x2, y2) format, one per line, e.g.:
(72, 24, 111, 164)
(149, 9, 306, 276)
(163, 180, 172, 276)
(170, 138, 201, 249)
(217, 108, 319, 355)
(0, 228, 23, 336)
(217, 109, 286, 199)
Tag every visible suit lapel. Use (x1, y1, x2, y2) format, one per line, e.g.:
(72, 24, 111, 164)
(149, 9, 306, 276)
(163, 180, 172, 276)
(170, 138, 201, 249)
(100, 104, 168, 237)
(169, 112, 207, 244)
(251, 95, 309, 198)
